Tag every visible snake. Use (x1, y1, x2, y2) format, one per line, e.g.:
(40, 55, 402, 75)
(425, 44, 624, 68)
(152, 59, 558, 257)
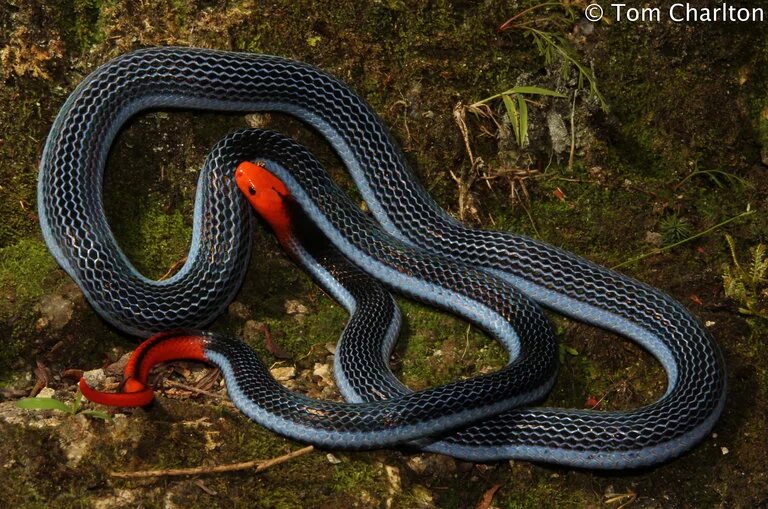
(37, 47, 726, 469)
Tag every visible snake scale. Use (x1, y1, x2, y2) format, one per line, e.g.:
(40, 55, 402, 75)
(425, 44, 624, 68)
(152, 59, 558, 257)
(37, 47, 726, 469)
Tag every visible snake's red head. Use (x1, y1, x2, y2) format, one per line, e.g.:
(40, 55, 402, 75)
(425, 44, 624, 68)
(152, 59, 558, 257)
(235, 161, 292, 239)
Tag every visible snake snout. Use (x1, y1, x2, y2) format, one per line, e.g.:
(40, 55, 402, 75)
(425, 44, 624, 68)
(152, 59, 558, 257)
(235, 161, 293, 239)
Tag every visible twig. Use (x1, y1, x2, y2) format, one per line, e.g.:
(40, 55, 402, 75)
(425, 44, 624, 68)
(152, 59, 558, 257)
(460, 325, 471, 360)
(110, 445, 314, 478)
(604, 491, 637, 509)
(518, 196, 541, 238)
(451, 103, 481, 221)
(475, 483, 502, 509)
(568, 90, 577, 172)
(163, 379, 235, 407)
(612, 208, 755, 270)
(498, 2, 564, 32)
(158, 257, 187, 281)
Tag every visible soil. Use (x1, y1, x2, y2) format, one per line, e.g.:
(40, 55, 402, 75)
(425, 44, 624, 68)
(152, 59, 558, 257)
(0, 1, 766, 507)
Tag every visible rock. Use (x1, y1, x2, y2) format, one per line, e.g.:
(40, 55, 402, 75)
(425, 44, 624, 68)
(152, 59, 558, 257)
(385, 464, 401, 492)
(35, 387, 56, 399)
(312, 363, 334, 387)
(326, 453, 342, 464)
(406, 454, 457, 476)
(284, 299, 309, 315)
(104, 352, 132, 376)
(384, 464, 402, 508)
(411, 484, 435, 507)
(245, 112, 271, 128)
(407, 456, 427, 474)
(35, 294, 74, 330)
(242, 320, 265, 343)
(228, 301, 250, 320)
(270, 366, 296, 381)
(93, 489, 141, 509)
(82, 368, 106, 388)
(60, 280, 84, 303)
(58, 413, 97, 466)
(645, 231, 663, 246)
(576, 18, 595, 35)
(547, 110, 570, 155)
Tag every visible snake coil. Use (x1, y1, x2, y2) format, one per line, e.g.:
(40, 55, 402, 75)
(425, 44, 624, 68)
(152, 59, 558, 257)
(38, 47, 726, 469)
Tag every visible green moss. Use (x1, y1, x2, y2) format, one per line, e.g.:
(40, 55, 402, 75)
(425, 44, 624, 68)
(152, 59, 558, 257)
(0, 239, 58, 373)
(331, 459, 384, 494)
(395, 300, 506, 390)
(0, 424, 70, 506)
(1, 0, 767, 507)
(0, 238, 57, 304)
(60, 0, 106, 52)
(498, 477, 590, 509)
(110, 202, 193, 280)
(0, 89, 57, 248)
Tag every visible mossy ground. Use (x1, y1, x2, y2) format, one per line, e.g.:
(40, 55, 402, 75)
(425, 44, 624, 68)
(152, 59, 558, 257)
(1, 0, 767, 507)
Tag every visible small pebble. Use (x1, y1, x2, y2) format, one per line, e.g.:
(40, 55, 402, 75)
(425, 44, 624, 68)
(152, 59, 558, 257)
(645, 231, 663, 247)
(384, 465, 401, 493)
(36, 387, 56, 399)
(313, 363, 334, 387)
(285, 299, 309, 315)
(228, 301, 250, 320)
(36, 294, 75, 331)
(270, 366, 295, 381)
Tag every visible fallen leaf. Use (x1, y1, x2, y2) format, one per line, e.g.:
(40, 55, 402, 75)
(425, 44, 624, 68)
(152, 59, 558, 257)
(553, 187, 566, 202)
(194, 479, 217, 496)
(585, 395, 600, 408)
(262, 324, 292, 359)
(30, 360, 52, 397)
(475, 484, 502, 509)
(62, 369, 84, 381)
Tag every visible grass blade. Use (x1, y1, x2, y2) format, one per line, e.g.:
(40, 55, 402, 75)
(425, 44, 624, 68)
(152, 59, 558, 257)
(16, 397, 72, 413)
(502, 94, 521, 145)
(509, 86, 566, 97)
(517, 94, 529, 147)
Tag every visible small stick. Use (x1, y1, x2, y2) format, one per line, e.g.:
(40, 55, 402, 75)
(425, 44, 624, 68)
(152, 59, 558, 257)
(163, 379, 235, 407)
(110, 445, 314, 478)
(158, 257, 188, 281)
(568, 90, 577, 172)
(612, 208, 755, 270)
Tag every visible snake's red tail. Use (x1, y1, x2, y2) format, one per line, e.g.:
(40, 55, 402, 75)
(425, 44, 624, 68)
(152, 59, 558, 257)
(79, 333, 208, 407)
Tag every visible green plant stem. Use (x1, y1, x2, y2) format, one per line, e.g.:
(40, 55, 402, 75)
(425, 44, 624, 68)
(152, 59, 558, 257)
(525, 27, 608, 110)
(471, 86, 565, 107)
(498, 2, 565, 31)
(612, 208, 756, 270)
(674, 169, 749, 191)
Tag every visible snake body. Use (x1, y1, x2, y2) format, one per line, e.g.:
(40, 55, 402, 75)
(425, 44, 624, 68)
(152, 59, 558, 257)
(38, 47, 726, 468)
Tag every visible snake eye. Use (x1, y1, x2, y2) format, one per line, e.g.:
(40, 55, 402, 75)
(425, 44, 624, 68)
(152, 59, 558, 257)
(248, 185, 256, 196)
